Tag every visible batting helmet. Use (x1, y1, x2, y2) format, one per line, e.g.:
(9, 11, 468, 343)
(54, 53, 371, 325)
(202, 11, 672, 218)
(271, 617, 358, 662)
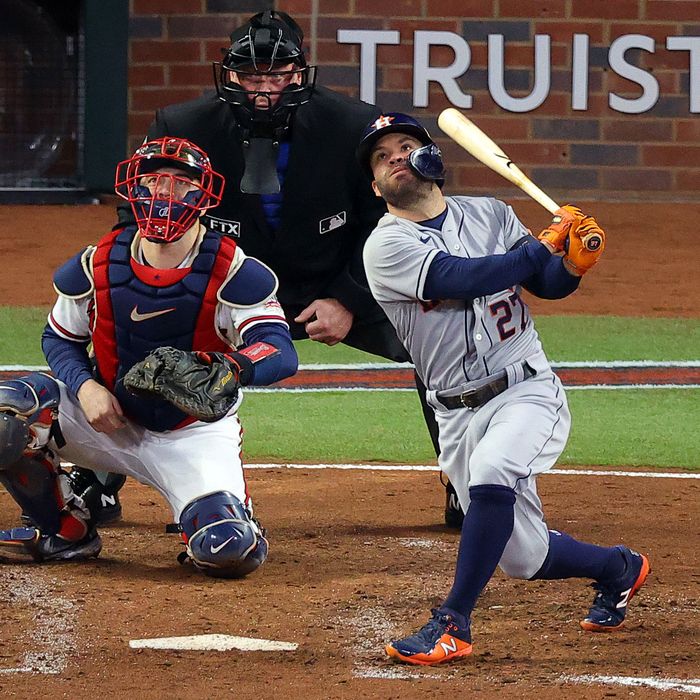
(356, 112, 445, 186)
(114, 138, 225, 243)
(214, 10, 317, 114)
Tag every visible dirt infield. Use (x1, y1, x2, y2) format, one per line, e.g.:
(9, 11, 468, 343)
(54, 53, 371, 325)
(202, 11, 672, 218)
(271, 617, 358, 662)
(0, 201, 699, 698)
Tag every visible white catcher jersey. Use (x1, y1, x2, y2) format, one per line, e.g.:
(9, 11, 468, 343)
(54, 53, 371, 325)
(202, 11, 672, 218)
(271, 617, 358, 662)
(363, 196, 551, 392)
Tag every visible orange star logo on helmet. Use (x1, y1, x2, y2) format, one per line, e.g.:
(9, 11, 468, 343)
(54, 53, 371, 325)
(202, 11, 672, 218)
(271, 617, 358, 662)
(372, 115, 395, 130)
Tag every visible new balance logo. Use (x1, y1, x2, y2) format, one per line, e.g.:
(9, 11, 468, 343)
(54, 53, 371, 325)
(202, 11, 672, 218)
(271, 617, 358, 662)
(101, 494, 116, 507)
(617, 587, 633, 609)
(439, 637, 458, 655)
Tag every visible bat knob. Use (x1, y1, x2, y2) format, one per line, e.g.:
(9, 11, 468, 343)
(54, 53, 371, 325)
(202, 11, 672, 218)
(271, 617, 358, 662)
(581, 232, 603, 252)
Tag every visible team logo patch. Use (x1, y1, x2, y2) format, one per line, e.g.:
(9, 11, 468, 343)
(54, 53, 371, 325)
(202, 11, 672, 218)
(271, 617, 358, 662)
(319, 211, 346, 234)
(205, 215, 241, 237)
(372, 115, 395, 131)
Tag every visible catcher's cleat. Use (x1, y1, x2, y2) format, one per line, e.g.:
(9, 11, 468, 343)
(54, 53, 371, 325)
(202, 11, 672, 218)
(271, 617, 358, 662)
(580, 545, 650, 632)
(0, 526, 102, 563)
(444, 480, 465, 529)
(67, 468, 125, 525)
(386, 608, 473, 666)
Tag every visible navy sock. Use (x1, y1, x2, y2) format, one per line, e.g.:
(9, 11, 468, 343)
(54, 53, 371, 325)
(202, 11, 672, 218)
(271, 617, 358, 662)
(442, 484, 516, 617)
(531, 530, 626, 582)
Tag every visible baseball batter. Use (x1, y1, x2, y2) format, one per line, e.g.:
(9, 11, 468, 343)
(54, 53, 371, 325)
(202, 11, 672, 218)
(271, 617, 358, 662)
(0, 137, 297, 577)
(358, 113, 650, 665)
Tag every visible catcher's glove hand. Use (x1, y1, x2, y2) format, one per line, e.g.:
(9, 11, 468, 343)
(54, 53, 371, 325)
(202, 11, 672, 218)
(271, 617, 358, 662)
(564, 216, 606, 276)
(123, 347, 242, 422)
(537, 205, 585, 252)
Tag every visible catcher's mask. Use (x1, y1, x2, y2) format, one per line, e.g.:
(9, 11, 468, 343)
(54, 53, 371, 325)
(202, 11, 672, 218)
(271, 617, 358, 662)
(356, 112, 446, 187)
(115, 138, 225, 243)
(213, 10, 317, 123)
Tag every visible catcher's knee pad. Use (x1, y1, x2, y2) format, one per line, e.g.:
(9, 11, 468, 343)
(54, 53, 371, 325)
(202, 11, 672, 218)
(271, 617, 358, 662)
(179, 491, 268, 579)
(0, 373, 62, 458)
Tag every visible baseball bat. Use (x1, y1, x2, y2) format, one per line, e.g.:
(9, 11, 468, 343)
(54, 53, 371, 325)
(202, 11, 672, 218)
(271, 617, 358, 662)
(437, 108, 602, 251)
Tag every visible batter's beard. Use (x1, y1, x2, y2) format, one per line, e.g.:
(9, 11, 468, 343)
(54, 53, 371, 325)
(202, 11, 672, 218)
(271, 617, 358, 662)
(375, 171, 433, 210)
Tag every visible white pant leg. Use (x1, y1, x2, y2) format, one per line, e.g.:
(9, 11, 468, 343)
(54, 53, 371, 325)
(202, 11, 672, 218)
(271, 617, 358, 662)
(54, 381, 249, 522)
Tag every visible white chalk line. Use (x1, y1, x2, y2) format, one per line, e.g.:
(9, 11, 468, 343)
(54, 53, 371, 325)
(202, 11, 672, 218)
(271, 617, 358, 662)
(243, 384, 700, 393)
(238, 464, 700, 479)
(564, 674, 700, 694)
(2, 360, 699, 372)
(129, 633, 297, 652)
(0, 570, 77, 675)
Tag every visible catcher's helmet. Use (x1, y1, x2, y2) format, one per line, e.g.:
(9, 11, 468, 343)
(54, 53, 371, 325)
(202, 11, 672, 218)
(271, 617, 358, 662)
(356, 112, 445, 186)
(214, 10, 317, 114)
(115, 138, 224, 243)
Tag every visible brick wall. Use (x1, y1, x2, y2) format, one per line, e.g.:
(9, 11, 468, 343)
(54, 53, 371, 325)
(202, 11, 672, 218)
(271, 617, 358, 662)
(128, 0, 699, 201)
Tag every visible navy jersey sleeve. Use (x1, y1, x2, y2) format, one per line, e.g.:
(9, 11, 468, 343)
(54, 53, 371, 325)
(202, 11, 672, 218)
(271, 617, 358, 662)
(423, 240, 552, 301)
(511, 237, 581, 299)
(238, 322, 298, 386)
(41, 325, 94, 395)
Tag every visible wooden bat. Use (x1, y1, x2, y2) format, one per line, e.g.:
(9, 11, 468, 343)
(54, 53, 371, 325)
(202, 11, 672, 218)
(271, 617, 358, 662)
(437, 108, 602, 251)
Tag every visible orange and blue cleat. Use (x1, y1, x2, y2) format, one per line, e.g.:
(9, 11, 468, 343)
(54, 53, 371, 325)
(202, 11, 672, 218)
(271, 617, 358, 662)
(580, 545, 651, 632)
(386, 608, 472, 665)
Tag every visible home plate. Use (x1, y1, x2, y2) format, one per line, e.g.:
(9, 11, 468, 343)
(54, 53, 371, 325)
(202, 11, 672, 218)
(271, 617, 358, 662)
(129, 634, 298, 652)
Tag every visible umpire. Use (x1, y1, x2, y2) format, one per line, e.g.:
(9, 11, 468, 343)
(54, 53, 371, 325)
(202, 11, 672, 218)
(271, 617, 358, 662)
(74, 10, 463, 527)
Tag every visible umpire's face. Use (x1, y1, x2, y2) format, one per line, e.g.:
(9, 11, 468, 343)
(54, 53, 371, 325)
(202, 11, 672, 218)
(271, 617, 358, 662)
(227, 62, 302, 109)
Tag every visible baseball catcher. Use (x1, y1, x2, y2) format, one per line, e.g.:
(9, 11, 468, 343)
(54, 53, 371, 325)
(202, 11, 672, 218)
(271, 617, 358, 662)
(0, 137, 297, 577)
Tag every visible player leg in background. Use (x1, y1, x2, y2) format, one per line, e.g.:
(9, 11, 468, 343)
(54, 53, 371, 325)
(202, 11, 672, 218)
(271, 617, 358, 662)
(66, 467, 125, 524)
(0, 373, 102, 562)
(336, 315, 465, 529)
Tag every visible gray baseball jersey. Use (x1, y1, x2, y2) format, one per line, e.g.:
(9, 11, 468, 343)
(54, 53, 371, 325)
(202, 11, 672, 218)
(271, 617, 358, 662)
(363, 195, 572, 578)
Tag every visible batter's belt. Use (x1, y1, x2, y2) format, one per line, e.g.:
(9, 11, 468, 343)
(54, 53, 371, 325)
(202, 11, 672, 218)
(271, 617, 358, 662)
(436, 362, 536, 410)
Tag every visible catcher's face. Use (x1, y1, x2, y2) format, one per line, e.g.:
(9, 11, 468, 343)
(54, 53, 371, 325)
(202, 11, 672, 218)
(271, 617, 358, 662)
(135, 166, 206, 243)
(139, 167, 201, 201)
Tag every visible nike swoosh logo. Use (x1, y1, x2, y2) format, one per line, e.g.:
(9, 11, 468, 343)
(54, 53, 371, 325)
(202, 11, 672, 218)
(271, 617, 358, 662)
(420, 236, 431, 244)
(210, 535, 236, 554)
(130, 306, 176, 322)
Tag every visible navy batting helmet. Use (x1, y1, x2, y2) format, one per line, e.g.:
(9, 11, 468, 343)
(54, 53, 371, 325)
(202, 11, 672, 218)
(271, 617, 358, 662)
(356, 112, 445, 186)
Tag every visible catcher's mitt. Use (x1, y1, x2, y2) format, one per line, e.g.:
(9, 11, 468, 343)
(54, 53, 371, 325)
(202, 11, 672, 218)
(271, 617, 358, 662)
(537, 205, 584, 252)
(564, 216, 606, 276)
(123, 347, 242, 422)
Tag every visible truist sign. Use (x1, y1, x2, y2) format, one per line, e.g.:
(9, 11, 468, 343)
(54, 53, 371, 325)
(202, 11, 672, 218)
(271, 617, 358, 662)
(338, 30, 700, 114)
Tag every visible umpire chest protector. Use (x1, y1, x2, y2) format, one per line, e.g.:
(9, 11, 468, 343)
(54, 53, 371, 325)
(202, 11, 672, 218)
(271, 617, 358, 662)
(90, 226, 234, 431)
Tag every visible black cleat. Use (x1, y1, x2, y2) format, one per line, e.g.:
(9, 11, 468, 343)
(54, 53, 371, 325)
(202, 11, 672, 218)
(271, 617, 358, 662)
(444, 480, 465, 529)
(0, 526, 102, 562)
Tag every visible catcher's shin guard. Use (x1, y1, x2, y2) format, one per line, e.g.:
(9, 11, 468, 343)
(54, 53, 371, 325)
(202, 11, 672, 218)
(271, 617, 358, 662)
(179, 491, 268, 578)
(0, 373, 63, 455)
(0, 373, 91, 541)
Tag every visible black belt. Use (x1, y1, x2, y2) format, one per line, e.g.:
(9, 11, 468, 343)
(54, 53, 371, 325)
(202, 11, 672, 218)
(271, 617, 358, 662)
(437, 364, 535, 410)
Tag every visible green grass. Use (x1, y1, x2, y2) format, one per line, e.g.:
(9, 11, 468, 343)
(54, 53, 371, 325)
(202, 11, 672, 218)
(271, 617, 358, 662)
(2, 306, 698, 469)
(2, 307, 699, 364)
(239, 389, 700, 469)
(0, 307, 49, 363)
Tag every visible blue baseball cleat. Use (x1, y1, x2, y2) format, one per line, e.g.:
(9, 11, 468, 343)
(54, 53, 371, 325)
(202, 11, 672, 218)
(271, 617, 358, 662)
(386, 608, 473, 665)
(0, 526, 102, 563)
(580, 545, 650, 632)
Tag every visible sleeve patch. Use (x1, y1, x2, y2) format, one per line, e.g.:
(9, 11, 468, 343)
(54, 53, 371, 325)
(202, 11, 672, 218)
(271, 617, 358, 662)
(218, 257, 279, 308)
(53, 247, 95, 299)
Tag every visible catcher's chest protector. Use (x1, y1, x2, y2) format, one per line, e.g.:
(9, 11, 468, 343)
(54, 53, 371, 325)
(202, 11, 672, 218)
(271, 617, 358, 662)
(91, 227, 235, 431)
